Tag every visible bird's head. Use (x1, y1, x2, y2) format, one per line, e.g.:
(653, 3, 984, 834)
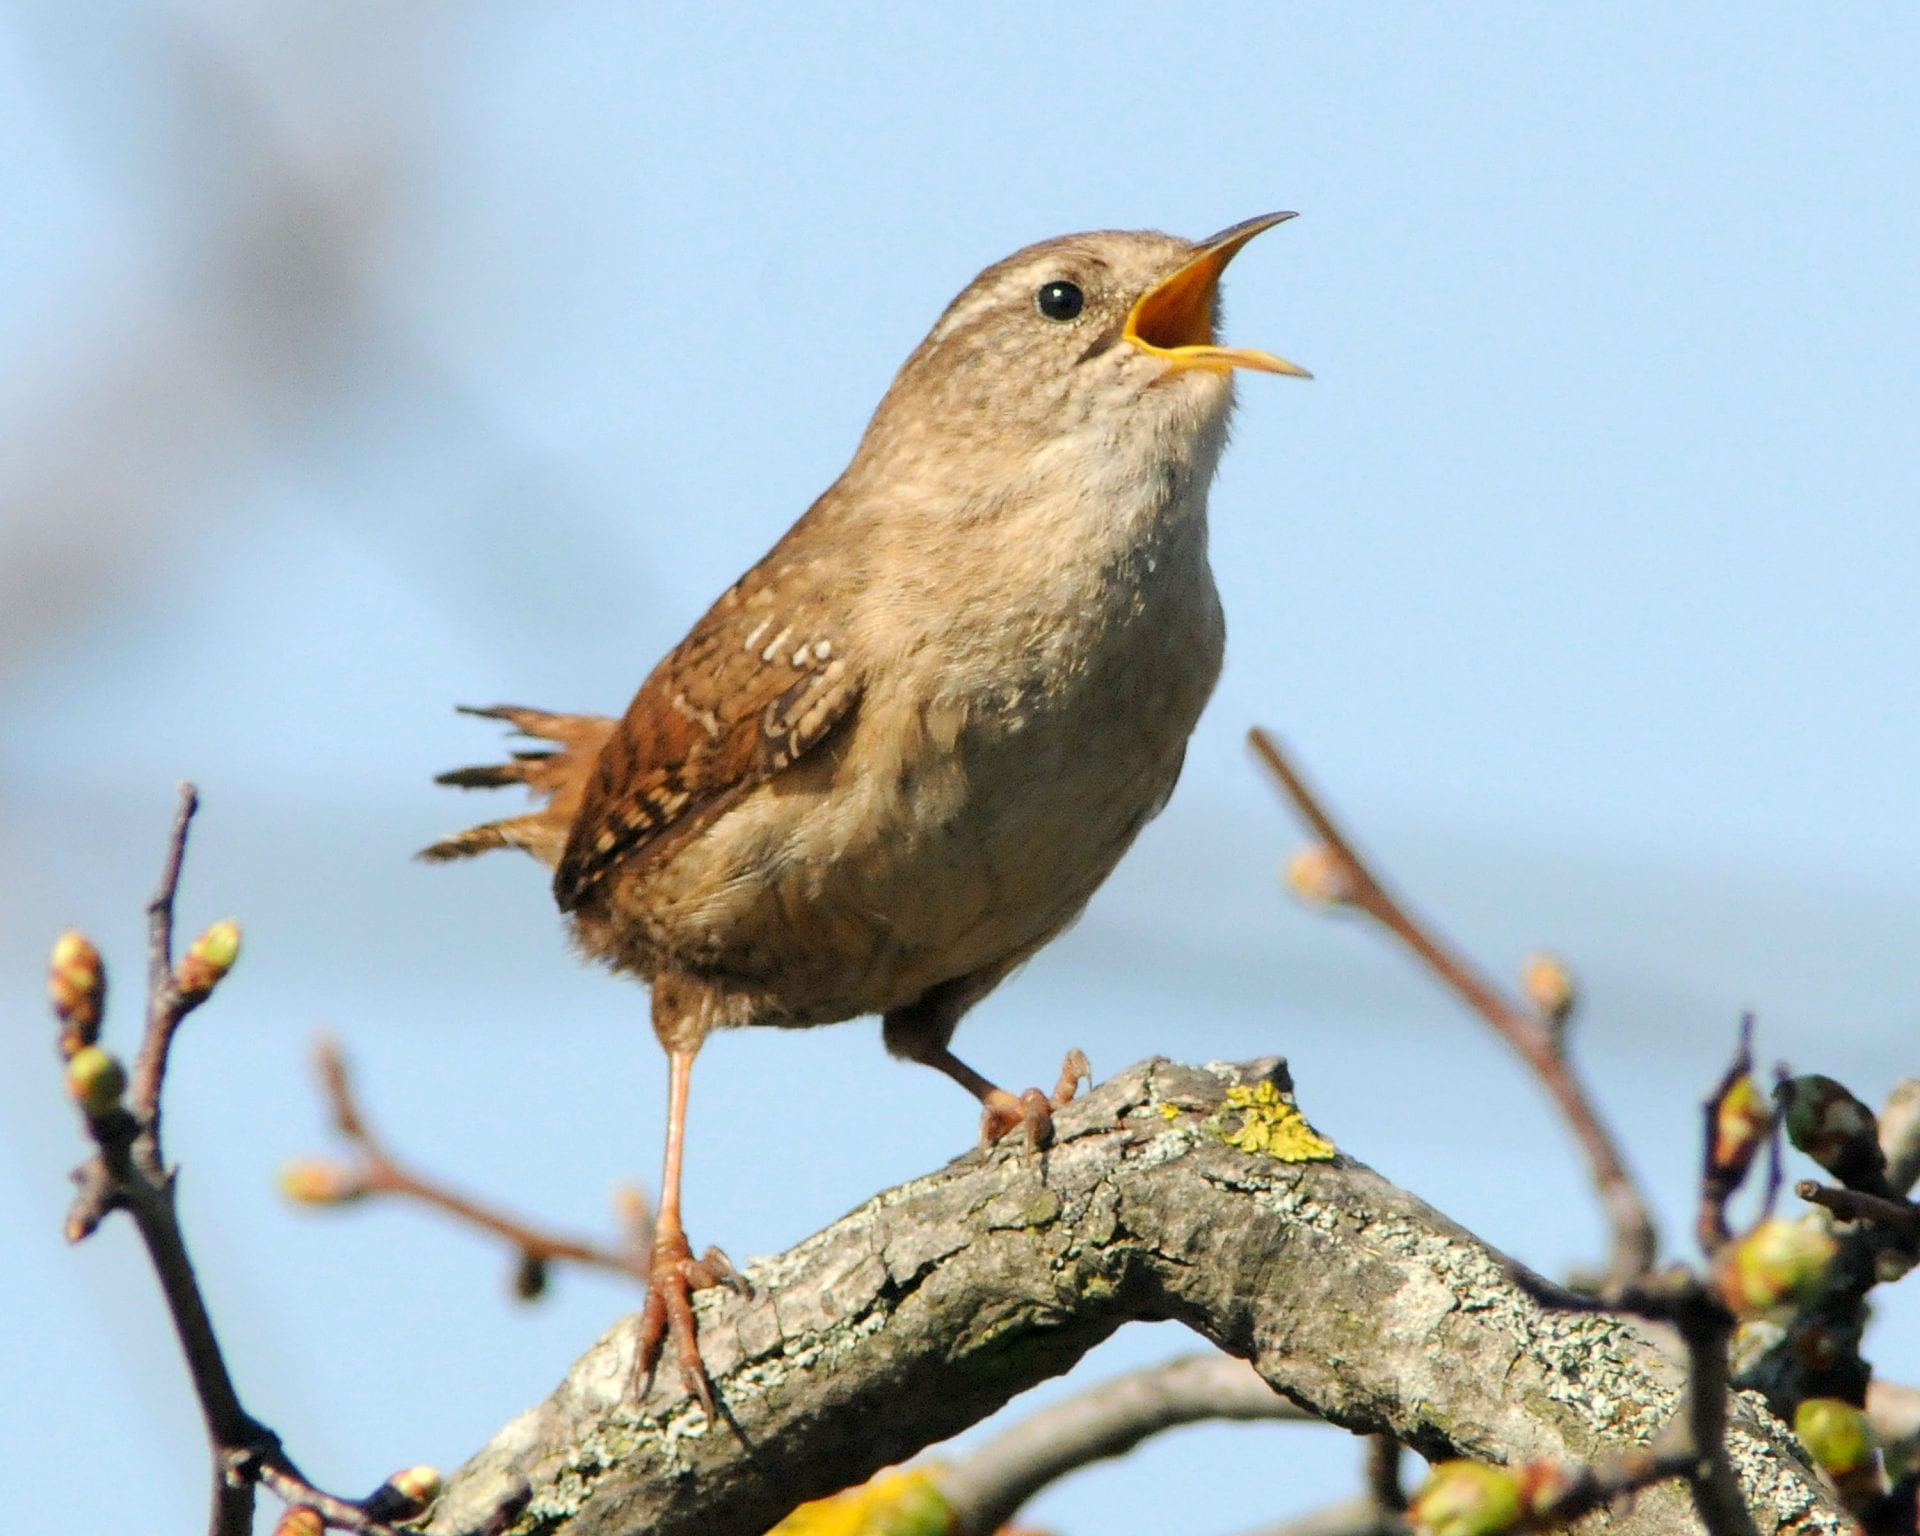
(854, 215, 1308, 498)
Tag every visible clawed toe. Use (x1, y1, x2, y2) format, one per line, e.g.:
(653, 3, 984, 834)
(980, 1087, 1055, 1146)
(1052, 1047, 1091, 1108)
(690, 1243, 752, 1298)
(633, 1230, 742, 1417)
(979, 1050, 1090, 1149)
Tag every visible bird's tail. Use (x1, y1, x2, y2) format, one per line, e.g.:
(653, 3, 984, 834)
(419, 704, 615, 867)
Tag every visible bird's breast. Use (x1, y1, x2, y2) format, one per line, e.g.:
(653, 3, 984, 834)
(630, 456, 1229, 1023)
(809, 473, 1227, 999)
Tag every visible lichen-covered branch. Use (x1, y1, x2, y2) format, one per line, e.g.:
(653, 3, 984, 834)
(429, 1058, 1845, 1536)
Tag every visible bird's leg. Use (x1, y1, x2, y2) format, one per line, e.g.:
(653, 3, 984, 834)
(884, 988, 1090, 1148)
(632, 1044, 745, 1416)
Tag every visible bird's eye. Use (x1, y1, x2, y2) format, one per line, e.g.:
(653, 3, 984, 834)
(1034, 279, 1085, 321)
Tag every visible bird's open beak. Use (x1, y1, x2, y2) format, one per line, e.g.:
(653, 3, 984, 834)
(1124, 212, 1311, 378)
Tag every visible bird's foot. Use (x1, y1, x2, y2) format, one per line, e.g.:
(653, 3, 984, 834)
(978, 1048, 1092, 1148)
(632, 1226, 749, 1417)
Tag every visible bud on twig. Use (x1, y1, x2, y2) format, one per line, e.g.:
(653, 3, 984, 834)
(364, 1464, 443, 1522)
(1713, 1217, 1838, 1317)
(1285, 845, 1356, 907)
(1711, 1074, 1770, 1187)
(1778, 1075, 1887, 1193)
(66, 1046, 128, 1120)
(512, 1251, 549, 1301)
(272, 1507, 324, 1536)
(278, 1160, 367, 1206)
(48, 931, 106, 1055)
(175, 918, 242, 1000)
(1511, 1460, 1578, 1518)
(1409, 1461, 1523, 1536)
(1794, 1397, 1873, 1476)
(1794, 1396, 1883, 1511)
(1520, 952, 1576, 1027)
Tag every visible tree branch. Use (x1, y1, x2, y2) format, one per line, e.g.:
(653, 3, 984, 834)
(1248, 730, 1657, 1289)
(427, 1058, 1844, 1536)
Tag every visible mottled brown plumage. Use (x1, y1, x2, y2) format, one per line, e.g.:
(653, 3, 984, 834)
(425, 214, 1307, 1412)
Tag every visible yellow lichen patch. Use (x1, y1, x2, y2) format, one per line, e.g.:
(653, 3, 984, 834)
(765, 1465, 954, 1536)
(1158, 1101, 1182, 1121)
(1213, 1079, 1336, 1163)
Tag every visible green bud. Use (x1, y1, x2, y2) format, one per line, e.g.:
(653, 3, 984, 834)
(66, 1045, 127, 1119)
(1715, 1217, 1838, 1317)
(176, 919, 242, 999)
(1409, 1461, 1524, 1536)
(1794, 1397, 1873, 1476)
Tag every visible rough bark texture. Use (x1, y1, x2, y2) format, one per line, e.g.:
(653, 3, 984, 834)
(429, 1058, 1848, 1536)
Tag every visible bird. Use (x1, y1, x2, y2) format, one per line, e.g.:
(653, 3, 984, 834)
(422, 213, 1308, 1413)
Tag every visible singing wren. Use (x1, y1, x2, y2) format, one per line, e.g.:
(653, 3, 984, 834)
(424, 213, 1308, 1410)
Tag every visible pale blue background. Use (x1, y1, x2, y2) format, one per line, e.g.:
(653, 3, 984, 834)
(2, 6, 1916, 1532)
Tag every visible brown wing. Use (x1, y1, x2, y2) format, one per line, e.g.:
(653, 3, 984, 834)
(552, 537, 860, 913)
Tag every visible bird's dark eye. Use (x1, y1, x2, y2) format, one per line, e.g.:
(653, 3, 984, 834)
(1035, 279, 1085, 321)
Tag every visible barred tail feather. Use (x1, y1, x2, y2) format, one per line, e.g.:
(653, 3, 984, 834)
(417, 815, 547, 863)
(421, 703, 615, 868)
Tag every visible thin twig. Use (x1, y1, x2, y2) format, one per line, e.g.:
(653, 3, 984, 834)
(297, 1034, 652, 1290)
(131, 783, 200, 1134)
(62, 788, 499, 1536)
(1516, 1270, 1756, 1536)
(247, 1458, 409, 1535)
(1698, 1020, 1767, 1258)
(1364, 1435, 1407, 1516)
(1250, 729, 1657, 1288)
(1666, 1286, 1757, 1536)
(1797, 1181, 1920, 1237)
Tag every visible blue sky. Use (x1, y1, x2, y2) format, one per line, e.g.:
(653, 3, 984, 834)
(2, 6, 1916, 1532)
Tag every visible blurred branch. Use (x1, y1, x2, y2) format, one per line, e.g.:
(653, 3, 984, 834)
(1249, 728, 1657, 1289)
(1737, 1072, 1920, 1418)
(284, 1034, 651, 1299)
(1365, 1435, 1408, 1521)
(1234, 1497, 1404, 1536)
(1875, 1080, 1920, 1196)
(1794, 1182, 1919, 1238)
(0, 10, 612, 680)
(940, 1353, 1311, 1535)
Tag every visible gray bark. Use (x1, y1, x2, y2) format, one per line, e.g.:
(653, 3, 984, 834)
(429, 1058, 1848, 1536)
